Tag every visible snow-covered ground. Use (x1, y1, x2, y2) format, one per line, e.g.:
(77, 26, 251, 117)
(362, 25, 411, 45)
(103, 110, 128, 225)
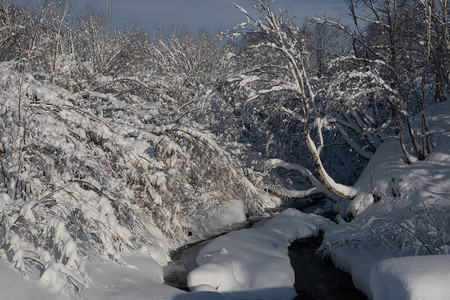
(0, 200, 241, 300)
(370, 255, 450, 300)
(321, 100, 450, 299)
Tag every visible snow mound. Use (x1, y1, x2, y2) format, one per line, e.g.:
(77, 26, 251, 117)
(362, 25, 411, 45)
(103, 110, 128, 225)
(205, 199, 247, 234)
(187, 209, 331, 299)
(348, 100, 450, 218)
(370, 255, 450, 300)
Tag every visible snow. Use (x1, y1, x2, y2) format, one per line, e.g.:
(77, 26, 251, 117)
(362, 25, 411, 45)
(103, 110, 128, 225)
(0, 270, 58, 299)
(82, 254, 184, 300)
(0, 32, 448, 300)
(0, 251, 228, 300)
(1, 205, 331, 300)
(370, 255, 450, 300)
(187, 209, 331, 299)
(321, 100, 450, 299)
(266, 158, 342, 202)
(348, 102, 450, 218)
(206, 199, 247, 233)
(233, 3, 250, 16)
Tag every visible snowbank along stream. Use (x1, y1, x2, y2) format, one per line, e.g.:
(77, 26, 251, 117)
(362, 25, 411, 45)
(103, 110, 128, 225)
(164, 199, 368, 299)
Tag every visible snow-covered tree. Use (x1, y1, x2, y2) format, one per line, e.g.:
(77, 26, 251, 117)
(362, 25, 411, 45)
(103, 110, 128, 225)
(225, 0, 359, 200)
(318, 0, 448, 164)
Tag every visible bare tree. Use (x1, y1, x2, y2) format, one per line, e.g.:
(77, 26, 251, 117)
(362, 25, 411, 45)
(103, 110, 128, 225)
(418, 0, 449, 103)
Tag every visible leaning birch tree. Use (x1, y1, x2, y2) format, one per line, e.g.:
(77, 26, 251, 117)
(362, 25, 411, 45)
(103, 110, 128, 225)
(228, 0, 358, 201)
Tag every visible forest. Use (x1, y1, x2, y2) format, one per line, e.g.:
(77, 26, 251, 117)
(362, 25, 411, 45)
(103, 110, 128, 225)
(0, 0, 448, 298)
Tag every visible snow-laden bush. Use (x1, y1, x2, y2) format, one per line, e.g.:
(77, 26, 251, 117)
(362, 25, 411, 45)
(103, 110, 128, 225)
(0, 64, 169, 292)
(361, 204, 450, 255)
(0, 62, 270, 293)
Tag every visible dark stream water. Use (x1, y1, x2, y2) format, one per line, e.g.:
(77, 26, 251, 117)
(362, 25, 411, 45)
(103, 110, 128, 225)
(164, 200, 368, 299)
(163, 240, 207, 291)
(289, 235, 367, 300)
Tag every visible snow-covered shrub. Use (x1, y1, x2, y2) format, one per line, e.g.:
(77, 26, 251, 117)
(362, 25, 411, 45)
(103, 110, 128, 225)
(361, 205, 450, 255)
(0, 1, 74, 81)
(0, 60, 272, 292)
(73, 15, 150, 83)
(0, 64, 170, 292)
(0, 2, 27, 61)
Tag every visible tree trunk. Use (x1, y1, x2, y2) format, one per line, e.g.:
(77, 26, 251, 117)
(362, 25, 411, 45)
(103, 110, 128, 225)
(304, 133, 357, 200)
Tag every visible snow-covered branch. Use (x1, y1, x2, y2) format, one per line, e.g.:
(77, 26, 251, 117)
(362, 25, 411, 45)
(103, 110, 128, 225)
(266, 159, 342, 202)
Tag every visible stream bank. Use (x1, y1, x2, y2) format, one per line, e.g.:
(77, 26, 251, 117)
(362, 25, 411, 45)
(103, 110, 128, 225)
(164, 200, 367, 299)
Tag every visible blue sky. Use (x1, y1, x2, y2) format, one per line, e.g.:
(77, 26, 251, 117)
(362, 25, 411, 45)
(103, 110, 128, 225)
(14, 0, 349, 33)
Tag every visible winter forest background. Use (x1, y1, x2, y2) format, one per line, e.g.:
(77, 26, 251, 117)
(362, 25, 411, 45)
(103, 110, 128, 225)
(0, 0, 448, 297)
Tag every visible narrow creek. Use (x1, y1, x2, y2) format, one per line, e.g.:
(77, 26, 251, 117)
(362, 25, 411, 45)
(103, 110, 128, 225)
(289, 235, 366, 300)
(164, 199, 367, 299)
(163, 239, 208, 291)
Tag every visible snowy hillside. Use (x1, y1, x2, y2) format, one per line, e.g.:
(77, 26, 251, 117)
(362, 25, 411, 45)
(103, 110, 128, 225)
(321, 100, 450, 299)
